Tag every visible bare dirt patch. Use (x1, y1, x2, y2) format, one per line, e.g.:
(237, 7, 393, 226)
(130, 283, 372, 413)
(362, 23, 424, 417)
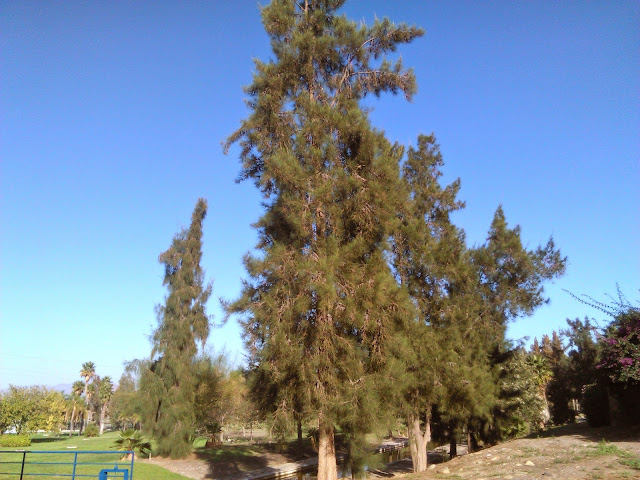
(141, 438, 314, 480)
(404, 423, 640, 480)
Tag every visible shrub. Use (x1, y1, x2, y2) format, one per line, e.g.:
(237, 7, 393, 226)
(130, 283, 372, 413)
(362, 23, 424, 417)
(0, 435, 32, 447)
(112, 429, 152, 457)
(83, 423, 99, 437)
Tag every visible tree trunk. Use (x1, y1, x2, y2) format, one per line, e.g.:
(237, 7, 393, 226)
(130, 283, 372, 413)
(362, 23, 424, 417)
(449, 437, 457, 458)
(466, 425, 473, 454)
(408, 407, 431, 473)
(69, 406, 77, 437)
(99, 405, 106, 435)
(317, 419, 338, 480)
(297, 418, 303, 454)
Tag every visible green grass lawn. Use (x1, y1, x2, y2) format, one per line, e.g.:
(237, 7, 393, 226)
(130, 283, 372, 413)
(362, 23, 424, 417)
(0, 432, 192, 480)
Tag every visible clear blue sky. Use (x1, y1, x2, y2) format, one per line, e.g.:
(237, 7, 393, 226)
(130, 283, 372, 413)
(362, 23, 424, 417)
(1, 1, 638, 390)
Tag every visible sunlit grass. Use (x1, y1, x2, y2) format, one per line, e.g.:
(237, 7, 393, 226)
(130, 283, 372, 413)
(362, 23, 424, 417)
(0, 432, 192, 480)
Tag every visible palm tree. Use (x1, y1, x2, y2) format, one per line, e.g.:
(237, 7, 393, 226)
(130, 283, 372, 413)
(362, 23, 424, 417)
(80, 362, 96, 425)
(528, 354, 553, 427)
(112, 429, 151, 460)
(98, 376, 114, 435)
(66, 380, 86, 436)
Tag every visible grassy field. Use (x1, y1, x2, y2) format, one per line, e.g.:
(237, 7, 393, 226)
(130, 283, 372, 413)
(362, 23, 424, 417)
(0, 432, 192, 480)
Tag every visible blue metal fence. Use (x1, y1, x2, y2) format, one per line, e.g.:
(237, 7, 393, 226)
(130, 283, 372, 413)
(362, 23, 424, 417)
(0, 451, 134, 480)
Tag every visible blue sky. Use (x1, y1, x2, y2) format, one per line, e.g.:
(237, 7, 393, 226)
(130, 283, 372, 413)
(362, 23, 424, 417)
(1, 1, 638, 390)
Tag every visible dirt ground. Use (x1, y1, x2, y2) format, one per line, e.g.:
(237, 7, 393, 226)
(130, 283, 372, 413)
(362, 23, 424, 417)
(143, 448, 298, 480)
(400, 423, 640, 480)
(142, 423, 640, 480)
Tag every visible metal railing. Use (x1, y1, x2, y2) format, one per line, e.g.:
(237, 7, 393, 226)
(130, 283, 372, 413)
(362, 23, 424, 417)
(0, 451, 134, 480)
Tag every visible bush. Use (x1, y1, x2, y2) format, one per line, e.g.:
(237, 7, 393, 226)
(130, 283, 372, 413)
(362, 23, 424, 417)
(0, 435, 32, 447)
(83, 423, 99, 437)
(582, 384, 610, 427)
(112, 429, 151, 457)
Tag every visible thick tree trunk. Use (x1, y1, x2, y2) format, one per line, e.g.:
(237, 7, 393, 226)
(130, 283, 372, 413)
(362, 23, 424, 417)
(408, 408, 431, 473)
(449, 437, 457, 458)
(317, 419, 338, 480)
(466, 425, 473, 454)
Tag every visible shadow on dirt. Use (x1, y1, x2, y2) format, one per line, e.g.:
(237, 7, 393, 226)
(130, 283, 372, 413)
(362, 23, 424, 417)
(197, 440, 316, 479)
(528, 422, 640, 443)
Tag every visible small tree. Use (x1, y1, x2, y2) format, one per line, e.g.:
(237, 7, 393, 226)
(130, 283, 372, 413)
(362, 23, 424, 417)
(113, 429, 152, 459)
(109, 373, 140, 431)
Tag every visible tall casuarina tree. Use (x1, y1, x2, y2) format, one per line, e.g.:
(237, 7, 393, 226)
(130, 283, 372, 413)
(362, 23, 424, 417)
(225, 2, 422, 479)
(391, 135, 466, 472)
(139, 199, 212, 458)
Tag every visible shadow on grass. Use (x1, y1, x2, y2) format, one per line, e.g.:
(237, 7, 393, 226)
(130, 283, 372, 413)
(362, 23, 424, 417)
(31, 436, 80, 444)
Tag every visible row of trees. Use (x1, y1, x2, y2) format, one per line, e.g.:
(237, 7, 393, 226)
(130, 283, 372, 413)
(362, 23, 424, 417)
(221, 2, 565, 479)
(532, 293, 639, 427)
(0, 386, 66, 435)
(99, 1, 635, 475)
(123, 1, 567, 477)
(0, 363, 113, 436)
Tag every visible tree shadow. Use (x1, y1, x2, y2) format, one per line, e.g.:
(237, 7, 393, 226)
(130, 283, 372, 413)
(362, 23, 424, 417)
(31, 436, 76, 444)
(197, 441, 316, 480)
(527, 422, 640, 443)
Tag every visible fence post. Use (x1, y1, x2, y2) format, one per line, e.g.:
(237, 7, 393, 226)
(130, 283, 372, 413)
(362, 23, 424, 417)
(71, 452, 78, 480)
(19, 452, 26, 480)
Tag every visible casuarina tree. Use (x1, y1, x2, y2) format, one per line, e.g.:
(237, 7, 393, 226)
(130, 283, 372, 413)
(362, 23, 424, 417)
(139, 199, 212, 458)
(225, 2, 422, 479)
(391, 134, 467, 471)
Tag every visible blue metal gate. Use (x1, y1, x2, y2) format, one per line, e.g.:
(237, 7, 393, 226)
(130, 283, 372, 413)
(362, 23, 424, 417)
(0, 451, 134, 480)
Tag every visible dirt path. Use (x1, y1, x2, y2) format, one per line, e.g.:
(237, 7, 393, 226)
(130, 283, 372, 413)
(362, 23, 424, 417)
(142, 449, 302, 480)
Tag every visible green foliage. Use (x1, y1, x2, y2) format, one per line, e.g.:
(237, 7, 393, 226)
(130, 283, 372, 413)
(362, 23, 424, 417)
(80, 361, 96, 401)
(0, 435, 31, 447)
(0, 386, 66, 434)
(226, 1, 424, 470)
(83, 423, 99, 437)
(109, 372, 140, 430)
(225, 2, 566, 473)
(581, 384, 609, 427)
(193, 354, 252, 443)
(620, 457, 640, 470)
(139, 199, 212, 458)
(587, 439, 634, 458)
(493, 349, 546, 439)
(112, 429, 151, 456)
(598, 306, 640, 385)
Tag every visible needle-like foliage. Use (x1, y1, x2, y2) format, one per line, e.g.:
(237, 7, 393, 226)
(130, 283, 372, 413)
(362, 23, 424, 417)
(139, 199, 212, 458)
(225, 2, 422, 479)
